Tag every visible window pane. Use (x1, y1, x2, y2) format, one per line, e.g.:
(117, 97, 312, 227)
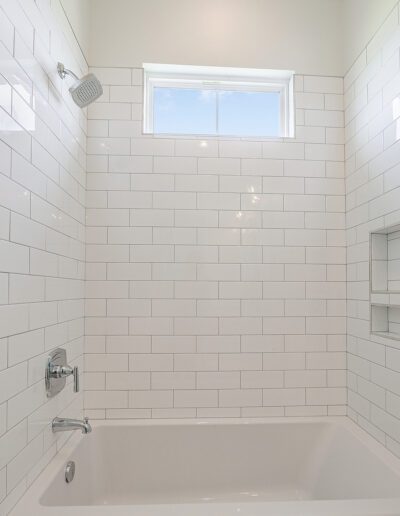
(218, 90, 281, 137)
(153, 87, 217, 134)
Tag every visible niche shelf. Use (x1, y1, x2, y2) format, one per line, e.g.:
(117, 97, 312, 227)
(370, 224, 400, 341)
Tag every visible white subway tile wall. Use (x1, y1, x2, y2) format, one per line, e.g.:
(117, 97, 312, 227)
(12, 1, 400, 510)
(85, 67, 346, 420)
(345, 2, 400, 457)
(0, 0, 86, 513)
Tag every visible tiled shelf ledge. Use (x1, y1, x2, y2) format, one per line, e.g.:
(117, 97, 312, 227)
(371, 331, 400, 341)
(370, 293, 400, 305)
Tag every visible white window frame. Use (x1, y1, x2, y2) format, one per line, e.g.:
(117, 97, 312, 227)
(143, 64, 294, 138)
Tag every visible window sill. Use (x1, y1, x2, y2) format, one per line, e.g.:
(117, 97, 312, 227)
(141, 131, 296, 143)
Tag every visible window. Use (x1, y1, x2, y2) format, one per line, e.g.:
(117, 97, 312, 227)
(144, 64, 294, 138)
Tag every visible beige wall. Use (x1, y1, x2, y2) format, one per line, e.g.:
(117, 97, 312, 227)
(87, 0, 344, 76)
(66, 0, 400, 77)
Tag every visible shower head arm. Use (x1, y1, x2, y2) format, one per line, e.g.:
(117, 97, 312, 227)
(57, 62, 79, 82)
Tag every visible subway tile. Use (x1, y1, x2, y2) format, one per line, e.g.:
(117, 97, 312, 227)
(110, 86, 142, 103)
(175, 245, 218, 263)
(87, 245, 129, 263)
(152, 299, 196, 317)
(0, 420, 27, 471)
(0, 305, 29, 339)
(87, 137, 130, 155)
(197, 372, 240, 389)
(175, 317, 219, 335)
(0, 174, 30, 216)
(197, 300, 240, 317)
(241, 158, 283, 176)
(304, 76, 343, 94)
(263, 177, 304, 194)
(262, 142, 304, 160)
(174, 390, 218, 408)
(7, 382, 44, 428)
(153, 227, 196, 244)
(107, 263, 150, 280)
(175, 139, 218, 157)
(263, 388, 305, 406)
(153, 192, 196, 209)
(241, 194, 283, 211)
(130, 281, 173, 298)
(197, 264, 240, 281)
(219, 141, 262, 158)
(176, 175, 218, 192)
(174, 354, 218, 371)
(0, 362, 27, 404)
(85, 391, 128, 409)
(109, 155, 153, 173)
(219, 211, 261, 228)
(153, 156, 195, 172)
(87, 173, 130, 191)
(174, 210, 218, 227)
(152, 372, 195, 389)
(198, 157, 240, 175)
(197, 193, 240, 210)
(285, 370, 326, 388)
(219, 353, 262, 371)
(219, 282, 262, 299)
(305, 144, 344, 161)
(263, 317, 305, 334)
(7, 433, 43, 492)
(88, 102, 131, 120)
(129, 317, 173, 335)
(129, 354, 173, 371)
(220, 389, 262, 407)
(241, 371, 284, 388)
(197, 336, 240, 353)
(174, 281, 218, 299)
(130, 390, 173, 408)
(306, 387, 346, 405)
(90, 67, 132, 85)
(106, 336, 150, 354)
(9, 275, 44, 304)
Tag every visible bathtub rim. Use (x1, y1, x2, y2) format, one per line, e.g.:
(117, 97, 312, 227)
(9, 416, 400, 516)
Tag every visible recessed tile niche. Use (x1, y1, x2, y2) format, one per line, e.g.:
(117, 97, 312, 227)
(370, 225, 400, 341)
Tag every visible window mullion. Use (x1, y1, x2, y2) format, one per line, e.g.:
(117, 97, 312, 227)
(216, 90, 219, 136)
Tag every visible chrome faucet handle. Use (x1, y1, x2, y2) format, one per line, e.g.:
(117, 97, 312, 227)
(49, 364, 79, 392)
(73, 366, 79, 393)
(50, 365, 73, 378)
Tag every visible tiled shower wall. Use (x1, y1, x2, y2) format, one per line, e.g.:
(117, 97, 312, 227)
(346, 1, 400, 457)
(0, 0, 87, 513)
(84, 70, 347, 419)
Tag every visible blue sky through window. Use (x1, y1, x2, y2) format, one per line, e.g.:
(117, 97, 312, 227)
(153, 87, 217, 135)
(153, 86, 281, 137)
(218, 90, 280, 137)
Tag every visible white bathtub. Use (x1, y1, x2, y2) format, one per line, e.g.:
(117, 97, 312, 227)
(10, 417, 400, 516)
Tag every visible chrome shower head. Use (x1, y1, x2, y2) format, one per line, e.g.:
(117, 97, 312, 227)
(57, 62, 103, 108)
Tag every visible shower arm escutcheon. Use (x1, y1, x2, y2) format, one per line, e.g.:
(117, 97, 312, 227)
(57, 62, 79, 81)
